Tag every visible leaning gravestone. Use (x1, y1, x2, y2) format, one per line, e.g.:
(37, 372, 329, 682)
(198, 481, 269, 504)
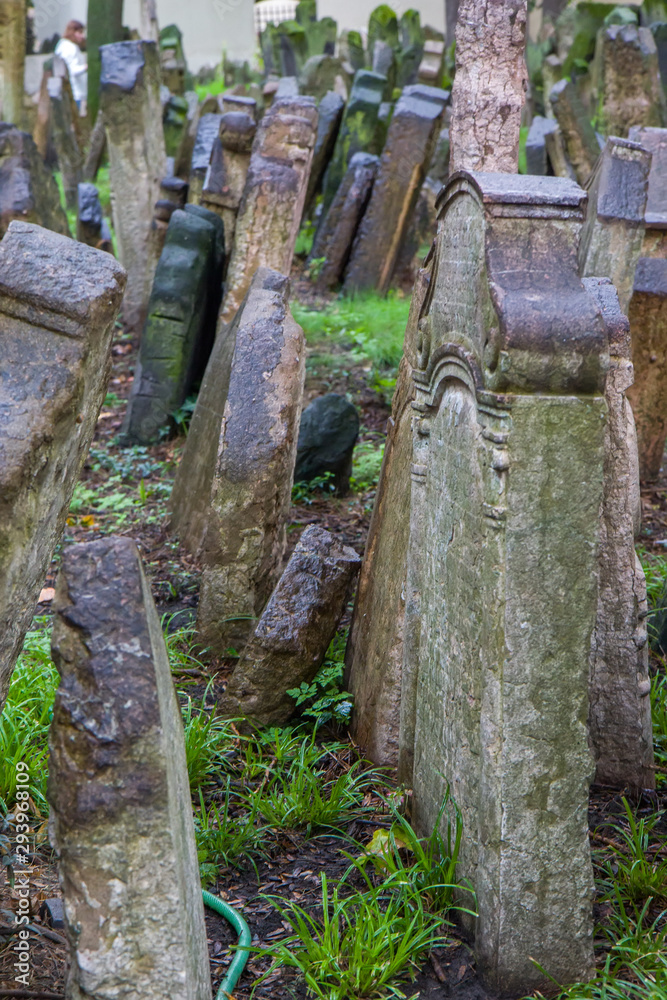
(188, 112, 223, 205)
(0, 124, 69, 237)
(202, 111, 256, 252)
(48, 536, 211, 1000)
(0, 222, 126, 714)
(219, 526, 361, 727)
(303, 90, 345, 219)
(398, 9, 424, 87)
(122, 206, 225, 445)
(100, 40, 167, 331)
(47, 72, 82, 211)
(595, 24, 666, 136)
(220, 97, 318, 325)
(549, 77, 601, 186)
(398, 172, 606, 992)
(170, 268, 306, 658)
(343, 84, 448, 294)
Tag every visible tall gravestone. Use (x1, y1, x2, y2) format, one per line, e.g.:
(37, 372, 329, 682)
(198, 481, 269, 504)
(188, 112, 223, 205)
(100, 41, 167, 331)
(399, 173, 608, 992)
(48, 536, 211, 1000)
(343, 85, 448, 294)
(303, 90, 345, 219)
(549, 77, 601, 186)
(595, 24, 666, 137)
(170, 268, 305, 658)
(202, 111, 256, 252)
(220, 97, 318, 326)
(47, 71, 82, 211)
(0, 222, 126, 714)
(0, 124, 69, 237)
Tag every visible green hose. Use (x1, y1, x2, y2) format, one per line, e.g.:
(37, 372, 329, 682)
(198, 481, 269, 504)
(202, 889, 252, 1000)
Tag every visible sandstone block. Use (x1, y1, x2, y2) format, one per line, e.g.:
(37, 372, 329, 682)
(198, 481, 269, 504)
(48, 536, 211, 1000)
(219, 526, 361, 726)
(549, 77, 602, 185)
(303, 90, 345, 219)
(0, 222, 126, 713)
(595, 24, 666, 137)
(0, 124, 69, 238)
(626, 256, 667, 480)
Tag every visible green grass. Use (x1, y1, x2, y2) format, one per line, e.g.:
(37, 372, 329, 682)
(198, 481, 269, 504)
(351, 438, 385, 493)
(195, 78, 228, 101)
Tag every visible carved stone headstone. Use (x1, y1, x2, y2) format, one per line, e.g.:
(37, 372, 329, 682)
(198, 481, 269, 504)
(47, 73, 82, 211)
(399, 173, 606, 991)
(0, 222, 126, 713)
(100, 41, 167, 331)
(343, 85, 448, 293)
(303, 90, 345, 219)
(170, 268, 305, 657)
(595, 24, 666, 137)
(201, 111, 256, 251)
(0, 124, 69, 237)
(219, 526, 361, 727)
(122, 207, 225, 445)
(626, 257, 667, 480)
(48, 536, 211, 1000)
(220, 98, 317, 325)
(188, 112, 223, 205)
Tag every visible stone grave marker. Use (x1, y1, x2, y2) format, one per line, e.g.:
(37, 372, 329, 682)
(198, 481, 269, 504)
(188, 111, 223, 205)
(299, 54, 350, 102)
(202, 111, 257, 251)
(525, 115, 559, 175)
(100, 40, 167, 332)
(77, 182, 113, 253)
(398, 9, 424, 87)
(303, 90, 345, 219)
(368, 4, 399, 58)
(417, 40, 445, 87)
(170, 268, 305, 658)
(222, 93, 258, 119)
(48, 536, 211, 1000)
(0, 124, 69, 237)
(153, 175, 189, 254)
(372, 40, 397, 100)
(0, 221, 126, 713)
(549, 77, 602, 185)
(626, 257, 667, 480)
(595, 24, 666, 137)
(294, 394, 360, 492)
(339, 29, 365, 73)
(47, 72, 82, 211)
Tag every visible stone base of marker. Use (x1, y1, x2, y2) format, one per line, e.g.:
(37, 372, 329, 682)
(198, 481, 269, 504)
(0, 222, 126, 714)
(219, 526, 361, 727)
(627, 258, 667, 480)
(48, 536, 211, 1000)
(0, 125, 69, 237)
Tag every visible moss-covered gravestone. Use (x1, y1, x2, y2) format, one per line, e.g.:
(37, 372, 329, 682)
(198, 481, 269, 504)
(0, 222, 126, 714)
(367, 5, 399, 59)
(275, 20, 309, 77)
(398, 9, 424, 87)
(122, 206, 225, 445)
(339, 30, 365, 73)
(299, 54, 350, 102)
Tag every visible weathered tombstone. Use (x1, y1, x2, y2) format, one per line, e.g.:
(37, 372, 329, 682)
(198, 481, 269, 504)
(309, 152, 379, 290)
(399, 172, 606, 991)
(306, 17, 338, 59)
(449, 0, 528, 172)
(296, 0, 316, 26)
(417, 39, 445, 86)
(652, 23, 667, 95)
(398, 9, 424, 87)
(368, 4, 399, 58)
(153, 174, 189, 254)
(344, 85, 448, 294)
(303, 90, 345, 219)
(160, 22, 187, 94)
(163, 93, 190, 157)
(294, 394, 360, 492)
(628, 124, 667, 237)
(549, 77, 602, 185)
(525, 114, 559, 175)
(48, 536, 211, 1000)
(0, 221, 126, 713)
(338, 29, 365, 73)
(122, 207, 225, 445)
(100, 40, 167, 331)
(188, 112, 222, 205)
(77, 182, 113, 253)
(626, 258, 667, 480)
(47, 72, 82, 211)
(372, 40, 397, 100)
(0, 124, 69, 237)
(276, 20, 309, 77)
(220, 97, 318, 326)
(594, 24, 666, 137)
(219, 526, 361, 727)
(299, 54, 350, 102)
(545, 120, 577, 180)
(171, 268, 305, 657)
(202, 111, 256, 251)
(222, 93, 258, 119)
(276, 76, 300, 98)
(320, 70, 386, 214)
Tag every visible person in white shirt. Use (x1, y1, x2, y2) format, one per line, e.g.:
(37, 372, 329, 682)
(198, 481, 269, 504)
(55, 20, 88, 112)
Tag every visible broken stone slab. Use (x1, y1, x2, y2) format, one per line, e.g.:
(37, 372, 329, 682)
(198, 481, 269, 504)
(299, 54, 350, 102)
(320, 70, 386, 215)
(122, 206, 225, 445)
(626, 257, 667, 480)
(309, 151, 379, 290)
(77, 182, 113, 253)
(294, 394, 360, 494)
(100, 40, 167, 332)
(399, 172, 607, 992)
(595, 24, 666, 137)
(303, 90, 345, 219)
(170, 267, 306, 657)
(219, 526, 361, 727)
(449, 0, 528, 172)
(343, 85, 448, 294)
(417, 39, 445, 87)
(628, 125, 667, 233)
(202, 111, 256, 250)
(525, 114, 559, 175)
(549, 77, 602, 185)
(579, 136, 651, 312)
(346, 266, 431, 768)
(47, 73, 82, 211)
(220, 97, 318, 326)
(48, 536, 211, 1000)
(0, 221, 126, 714)
(188, 111, 223, 205)
(584, 276, 655, 791)
(0, 124, 69, 238)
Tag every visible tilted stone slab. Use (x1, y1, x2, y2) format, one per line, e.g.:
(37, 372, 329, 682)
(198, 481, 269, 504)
(47, 72, 82, 211)
(202, 111, 256, 252)
(343, 85, 448, 293)
(220, 97, 317, 325)
(188, 112, 223, 205)
(170, 268, 306, 657)
(399, 172, 607, 992)
(0, 222, 126, 713)
(310, 152, 379, 290)
(219, 526, 360, 726)
(48, 536, 211, 1000)
(299, 54, 350, 102)
(0, 124, 69, 238)
(626, 257, 667, 480)
(628, 125, 667, 234)
(303, 90, 345, 219)
(100, 41, 167, 332)
(549, 77, 602, 185)
(595, 24, 666, 137)
(122, 207, 225, 445)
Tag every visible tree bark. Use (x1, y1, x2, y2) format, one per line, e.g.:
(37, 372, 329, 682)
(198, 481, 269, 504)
(86, 0, 124, 125)
(0, 0, 26, 128)
(140, 0, 159, 42)
(449, 0, 528, 173)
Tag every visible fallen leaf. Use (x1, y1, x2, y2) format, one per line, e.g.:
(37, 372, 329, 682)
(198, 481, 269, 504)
(38, 588, 56, 603)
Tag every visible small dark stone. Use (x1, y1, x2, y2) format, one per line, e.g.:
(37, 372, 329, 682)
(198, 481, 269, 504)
(39, 898, 65, 929)
(295, 394, 360, 493)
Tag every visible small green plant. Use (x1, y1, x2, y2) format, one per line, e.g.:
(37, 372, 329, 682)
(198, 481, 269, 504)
(295, 221, 316, 257)
(181, 689, 237, 791)
(288, 635, 353, 727)
(306, 255, 327, 280)
(598, 798, 667, 906)
(170, 395, 197, 437)
(292, 472, 336, 504)
(351, 438, 385, 493)
(195, 784, 269, 882)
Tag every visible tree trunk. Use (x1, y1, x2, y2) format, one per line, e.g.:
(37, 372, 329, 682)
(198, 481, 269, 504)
(449, 0, 528, 173)
(0, 0, 26, 128)
(140, 0, 159, 43)
(87, 0, 124, 125)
